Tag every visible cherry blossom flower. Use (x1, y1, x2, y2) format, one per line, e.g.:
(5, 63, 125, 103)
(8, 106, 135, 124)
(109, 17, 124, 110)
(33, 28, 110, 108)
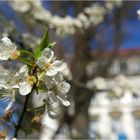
(14, 65, 36, 96)
(0, 37, 20, 60)
(37, 48, 66, 76)
(2, 65, 36, 96)
(45, 73, 70, 106)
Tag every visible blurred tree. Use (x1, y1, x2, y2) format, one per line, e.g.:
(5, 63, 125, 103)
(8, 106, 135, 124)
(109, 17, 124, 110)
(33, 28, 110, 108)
(0, 0, 139, 139)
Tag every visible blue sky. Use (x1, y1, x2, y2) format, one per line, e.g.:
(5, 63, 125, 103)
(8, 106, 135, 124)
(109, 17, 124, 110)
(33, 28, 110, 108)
(122, 19, 140, 49)
(0, 1, 140, 50)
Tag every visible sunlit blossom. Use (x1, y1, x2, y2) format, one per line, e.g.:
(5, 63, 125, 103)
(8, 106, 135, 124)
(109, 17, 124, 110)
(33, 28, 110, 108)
(37, 48, 66, 76)
(0, 37, 20, 60)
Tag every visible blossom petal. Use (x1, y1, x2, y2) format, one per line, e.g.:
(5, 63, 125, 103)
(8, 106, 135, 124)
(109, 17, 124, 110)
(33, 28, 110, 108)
(0, 51, 10, 60)
(19, 82, 32, 96)
(57, 94, 70, 106)
(1, 37, 13, 46)
(0, 44, 12, 60)
(48, 91, 58, 103)
(36, 55, 48, 69)
(54, 73, 63, 83)
(57, 82, 70, 94)
(18, 65, 28, 77)
(46, 68, 57, 76)
(0, 37, 17, 60)
(42, 48, 54, 62)
(45, 76, 54, 89)
(52, 60, 66, 72)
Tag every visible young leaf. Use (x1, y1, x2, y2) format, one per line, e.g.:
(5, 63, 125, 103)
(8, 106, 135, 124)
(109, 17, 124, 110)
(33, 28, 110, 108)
(34, 30, 49, 59)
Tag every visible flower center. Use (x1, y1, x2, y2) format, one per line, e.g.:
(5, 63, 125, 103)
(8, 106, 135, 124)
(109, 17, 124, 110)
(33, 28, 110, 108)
(27, 75, 36, 85)
(45, 62, 52, 70)
(10, 50, 20, 60)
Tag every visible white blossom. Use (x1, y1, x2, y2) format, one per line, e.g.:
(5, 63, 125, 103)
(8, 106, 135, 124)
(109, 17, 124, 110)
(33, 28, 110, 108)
(2, 65, 36, 96)
(14, 65, 36, 96)
(37, 48, 66, 76)
(0, 37, 20, 60)
(0, 33, 71, 122)
(10, 0, 31, 13)
(46, 73, 70, 106)
(9, 0, 122, 37)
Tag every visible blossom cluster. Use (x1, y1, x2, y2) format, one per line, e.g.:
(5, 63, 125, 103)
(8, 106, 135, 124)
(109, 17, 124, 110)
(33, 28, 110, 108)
(0, 37, 70, 114)
(9, 0, 122, 37)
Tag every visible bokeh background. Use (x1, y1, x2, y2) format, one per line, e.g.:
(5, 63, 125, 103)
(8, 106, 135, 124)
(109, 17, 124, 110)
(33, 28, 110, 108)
(0, 1, 140, 139)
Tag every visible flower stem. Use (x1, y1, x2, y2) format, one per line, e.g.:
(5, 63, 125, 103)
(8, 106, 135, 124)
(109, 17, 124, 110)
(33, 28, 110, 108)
(14, 93, 31, 138)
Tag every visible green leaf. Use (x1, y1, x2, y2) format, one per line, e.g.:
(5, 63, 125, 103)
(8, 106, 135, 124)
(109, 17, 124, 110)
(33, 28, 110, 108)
(18, 57, 33, 67)
(34, 30, 50, 59)
(48, 41, 56, 48)
(20, 50, 35, 59)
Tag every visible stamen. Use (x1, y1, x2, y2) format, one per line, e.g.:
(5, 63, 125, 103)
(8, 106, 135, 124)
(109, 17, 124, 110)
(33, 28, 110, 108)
(10, 50, 20, 60)
(45, 63, 52, 70)
(27, 75, 36, 85)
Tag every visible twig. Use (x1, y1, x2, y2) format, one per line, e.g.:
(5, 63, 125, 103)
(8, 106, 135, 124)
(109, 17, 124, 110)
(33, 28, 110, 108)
(14, 93, 30, 137)
(68, 79, 106, 94)
(68, 80, 93, 94)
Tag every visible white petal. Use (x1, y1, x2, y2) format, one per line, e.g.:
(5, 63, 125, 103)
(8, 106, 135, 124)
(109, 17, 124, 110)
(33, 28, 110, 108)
(46, 68, 57, 76)
(45, 76, 54, 89)
(0, 37, 17, 60)
(18, 65, 28, 77)
(0, 52, 10, 60)
(48, 91, 58, 103)
(54, 73, 63, 83)
(57, 94, 70, 106)
(57, 82, 70, 94)
(37, 55, 48, 69)
(19, 82, 32, 96)
(0, 45, 11, 60)
(52, 60, 66, 72)
(1, 37, 13, 46)
(42, 48, 54, 62)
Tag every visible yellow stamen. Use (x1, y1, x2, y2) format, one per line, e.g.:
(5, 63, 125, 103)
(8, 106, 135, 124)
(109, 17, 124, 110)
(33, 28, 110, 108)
(27, 75, 36, 85)
(45, 62, 52, 70)
(10, 50, 20, 60)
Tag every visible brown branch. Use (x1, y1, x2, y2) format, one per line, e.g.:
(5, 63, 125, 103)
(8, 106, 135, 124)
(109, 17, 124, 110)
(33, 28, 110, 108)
(68, 79, 107, 94)
(14, 93, 31, 137)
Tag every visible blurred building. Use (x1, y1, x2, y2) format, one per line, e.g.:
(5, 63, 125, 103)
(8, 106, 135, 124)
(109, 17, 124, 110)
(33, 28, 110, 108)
(87, 48, 140, 77)
(88, 48, 140, 139)
(89, 72, 140, 140)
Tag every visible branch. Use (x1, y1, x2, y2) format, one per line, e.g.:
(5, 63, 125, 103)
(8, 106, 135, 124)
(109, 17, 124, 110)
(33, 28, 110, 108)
(68, 80, 93, 93)
(14, 93, 31, 137)
(68, 79, 106, 94)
